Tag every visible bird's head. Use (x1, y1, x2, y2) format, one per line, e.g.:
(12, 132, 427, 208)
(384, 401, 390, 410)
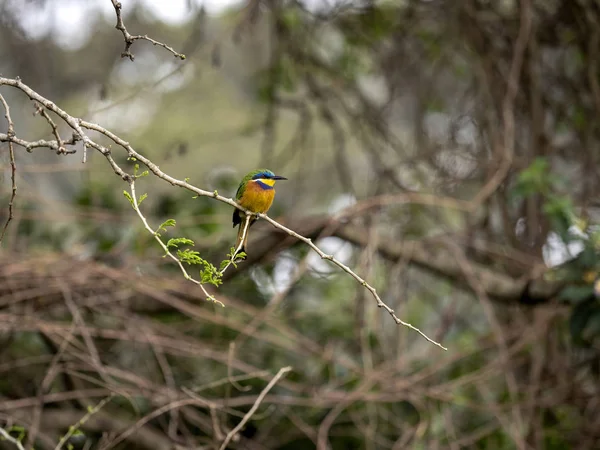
(249, 169, 287, 187)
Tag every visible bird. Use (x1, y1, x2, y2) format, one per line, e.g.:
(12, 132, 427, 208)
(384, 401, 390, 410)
(232, 169, 287, 257)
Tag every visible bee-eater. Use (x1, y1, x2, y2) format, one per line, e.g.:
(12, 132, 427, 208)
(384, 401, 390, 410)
(232, 169, 287, 256)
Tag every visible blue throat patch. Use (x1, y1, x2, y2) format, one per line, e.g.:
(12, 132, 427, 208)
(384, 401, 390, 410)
(255, 180, 274, 190)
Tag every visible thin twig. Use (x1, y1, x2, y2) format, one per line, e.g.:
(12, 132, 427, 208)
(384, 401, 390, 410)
(260, 214, 447, 350)
(0, 93, 16, 245)
(188, 370, 271, 393)
(99, 398, 215, 450)
(0, 427, 25, 450)
(0, 93, 14, 136)
(129, 180, 223, 305)
(219, 366, 292, 450)
(54, 395, 114, 450)
(27, 323, 77, 448)
(110, 0, 186, 61)
(471, 0, 532, 206)
(446, 240, 526, 449)
(143, 328, 180, 440)
(227, 342, 251, 392)
(220, 214, 252, 276)
(34, 104, 73, 155)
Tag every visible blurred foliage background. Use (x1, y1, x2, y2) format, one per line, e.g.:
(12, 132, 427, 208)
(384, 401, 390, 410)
(1, 0, 600, 449)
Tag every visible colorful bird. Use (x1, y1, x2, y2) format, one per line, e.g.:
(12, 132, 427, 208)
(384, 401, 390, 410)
(232, 169, 287, 257)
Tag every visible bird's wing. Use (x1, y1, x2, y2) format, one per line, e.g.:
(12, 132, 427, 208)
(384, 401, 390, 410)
(232, 208, 241, 228)
(235, 181, 245, 200)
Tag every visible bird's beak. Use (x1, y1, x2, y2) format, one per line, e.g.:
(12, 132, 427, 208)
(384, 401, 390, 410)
(271, 175, 287, 180)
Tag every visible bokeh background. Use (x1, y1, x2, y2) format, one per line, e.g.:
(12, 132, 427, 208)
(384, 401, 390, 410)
(1, 0, 600, 449)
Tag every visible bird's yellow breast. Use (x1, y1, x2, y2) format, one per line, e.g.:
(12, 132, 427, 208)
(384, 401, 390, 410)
(238, 181, 275, 213)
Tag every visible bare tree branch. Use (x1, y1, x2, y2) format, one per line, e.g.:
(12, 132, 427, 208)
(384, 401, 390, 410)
(110, 0, 186, 61)
(0, 427, 25, 450)
(0, 76, 446, 350)
(54, 396, 114, 450)
(471, 0, 533, 205)
(0, 92, 16, 245)
(129, 180, 221, 304)
(219, 366, 292, 450)
(241, 215, 561, 303)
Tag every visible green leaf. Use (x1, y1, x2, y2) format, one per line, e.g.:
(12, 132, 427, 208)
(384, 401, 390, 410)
(558, 285, 593, 304)
(138, 193, 148, 205)
(582, 309, 600, 341)
(543, 195, 574, 239)
(177, 248, 202, 265)
(167, 237, 195, 248)
(157, 218, 176, 234)
(201, 271, 212, 284)
(513, 157, 551, 197)
(570, 298, 600, 344)
(187, 257, 224, 287)
(123, 190, 134, 207)
(281, 8, 302, 30)
(5, 425, 25, 441)
(200, 259, 223, 287)
(574, 246, 598, 269)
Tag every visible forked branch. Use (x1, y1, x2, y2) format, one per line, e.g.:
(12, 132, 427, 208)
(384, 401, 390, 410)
(110, 0, 186, 61)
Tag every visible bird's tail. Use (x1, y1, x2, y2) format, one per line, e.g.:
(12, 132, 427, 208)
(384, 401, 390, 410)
(235, 216, 254, 259)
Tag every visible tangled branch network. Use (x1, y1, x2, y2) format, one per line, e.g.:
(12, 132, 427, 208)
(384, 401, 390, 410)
(0, 2, 446, 350)
(0, 76, 446, 350)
